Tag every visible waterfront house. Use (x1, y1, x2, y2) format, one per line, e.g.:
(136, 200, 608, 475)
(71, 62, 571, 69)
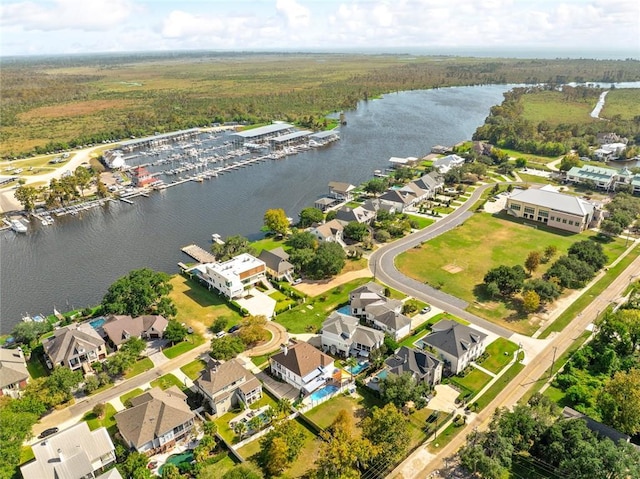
(115, 386, 195, 455)
(321, 312, 384, 358)
(593, 142, 626, 161)
(505, 188, 597, 233)
(102, 314, 168, 349)
(269, 341, 335, 394)
(335, 205, 376, 225)
(43, 323, 107, 372)
(21, 422, 117, 479)
(314, 196, 338, 212)
(310, 219, 345, 244)
(433, 154, 466, 173)
(596, 132, 627, 145)
(131, 166, 156, 187)
(0, 348, 29, 398)
(195, 253, 267, 299)
(328, 181, 356, 201)
(378, 189, 418, 213)
(388, 156, 420, 168)
(420, 319, 487, 374)
(412, 172, 445, 199)
(384, 346, 443, 387)
(349, 282, 411, 340)
(195, 358, 262, 417)
(565, 165, 619, 190)
(361, 198, 396, 216)
(258, 247, 295, 282)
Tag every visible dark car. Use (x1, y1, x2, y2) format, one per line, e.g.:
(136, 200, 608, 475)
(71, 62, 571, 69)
(228, 324, 241, 334)
(38, 427, 59, 439)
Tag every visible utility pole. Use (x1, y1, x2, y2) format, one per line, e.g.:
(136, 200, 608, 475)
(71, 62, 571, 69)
(549, 346, 558, 379)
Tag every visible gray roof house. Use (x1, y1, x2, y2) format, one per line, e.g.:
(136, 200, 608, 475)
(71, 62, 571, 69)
(102, 314, 168, 348)
(43, 323, 107, 372)
(258, 247, 295, 281)
(562, 407, 633, 444)
(379, 189, 417, 212)
(321, 312, 385, 358)
(335, 206, 376, 225)
(328, 181, 356, 201)
(412, 172, 444, 197)
(195, 358, 263, 417)
(115, 386, 195, 454)
(421, 319, 488, 374)
(21, 422, 118, 479)
(349, 282, 411, 340)
(0, 348, 29, 398)
(361, 198, 396, 216)
(384, 346, 443, 387)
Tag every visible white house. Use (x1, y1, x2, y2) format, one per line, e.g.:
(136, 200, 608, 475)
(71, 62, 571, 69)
(310, 219, 345, 244)
(433, 154, 466, 173)
(420, 319, 487, 374)
(349, 282, 412, 340)
(321, 312, 385, 357)
(269, 341, 335, 394)
(195, 253, 266, 299)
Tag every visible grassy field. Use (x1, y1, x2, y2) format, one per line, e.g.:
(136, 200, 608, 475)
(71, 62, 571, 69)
(169, 275, 243, 335)
(120, 388, 144, 406)
(275, 277, 373, 333)
(475, 360, 525, 411)
(405, 214, 435, 229)
(250, 349, 279, 368)
(521, 90, 599, 126)
(601, 88, 640, 120)
(26, 356, 49, 379)
(396, 212, 626, 335)
(162, 333, 206, 359)
(123, 357, 154, 379)
(479, 338, 520, 374)
(196, 453, 237, 478)
(82, 403, 118, 435)
(180, 359, 206, 380)
(150, 373, 185, 391)
(450, 368, 493, 398)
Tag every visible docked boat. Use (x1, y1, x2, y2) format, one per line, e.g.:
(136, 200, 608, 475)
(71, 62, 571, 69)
(10, 219, 27, 234)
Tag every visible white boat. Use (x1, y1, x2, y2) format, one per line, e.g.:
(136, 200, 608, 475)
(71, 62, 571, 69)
(10, 219, 27, 234)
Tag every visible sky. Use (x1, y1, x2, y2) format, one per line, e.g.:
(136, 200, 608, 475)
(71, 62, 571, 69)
(0, 0, 639, 58)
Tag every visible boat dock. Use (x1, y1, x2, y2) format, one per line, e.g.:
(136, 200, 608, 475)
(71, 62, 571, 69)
(181, 244, 217, 263)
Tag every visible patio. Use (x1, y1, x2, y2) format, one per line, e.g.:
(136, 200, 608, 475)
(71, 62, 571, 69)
(228, 405, 271, 430)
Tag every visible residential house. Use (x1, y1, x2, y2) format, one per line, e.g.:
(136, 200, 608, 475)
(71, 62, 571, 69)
(321, 312, 384, 358)
(43, 323, 107, 371)
(596, 132, 627, 145)
(562, 407, 632, 444)
(21, 422, 118, 479)
(115, 386, 195, 455)
(335, 206, 376, 225)
(328, 181, 356, 201)
(361, 198, 396, 216)
(314, 197, 338, 212)
(269, 341, 335, 394)
(412, 172, 445, 199)
(102, 314, 168, 349)
(195, 253, 267, 298)
(505, 188, 597, 233)
(379, 189, 417, 213)
(195, 358, 262, 417)
(593, 143, 626, 161)
(384, 346, 443, 387)
(310, 219, 345, 244)
(420, 319, 487, 374)
(432, 154, 466, 173)
(258, 247, 295, 281)
(0, 348, 29, 397)
(388, 156, 419, 168)
(349, 282, 412, 340)
(399, 182, 430, 204)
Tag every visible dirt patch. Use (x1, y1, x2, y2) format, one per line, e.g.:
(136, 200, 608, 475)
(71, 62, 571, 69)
(294, 268, 372, 297)
(442, 264, 463, 274)
(19, 99, 135, 120)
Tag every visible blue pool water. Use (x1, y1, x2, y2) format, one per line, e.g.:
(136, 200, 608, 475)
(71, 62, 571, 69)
(337, 305, 351, 315)
(377, 370, 388, 381)
(89, 317, 106, 329)
(345, 361, 370, 375)
(310, 385, 339, 402)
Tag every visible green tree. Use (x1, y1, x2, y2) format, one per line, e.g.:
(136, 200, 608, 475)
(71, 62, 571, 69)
(543, 245, 558, 261)
(522, 290, 540, 313)
(307, 242, 346, 279)
(343, 221, 369, 242)
(164, 320, 188, 345)
(380, 371, 429, 408)
(298, 207, 324, 227)
(160, 463, 182, 479)
(598, 368, 640, 435)
(92, 402, 106, 419)
(233, 420, 247, 439)
(211, 235, 255, 261)
(210, 335, 245, 360)
(74, 165, 92, 197)
(101, 268, 176, 318)
(568, 240, 608, 270)
(46, 366, 83, 402)
(558, 153, 582, 171)
(95, 173, 109, 198)
(222, 463, 264, 479)
(600, 219, 624, 236)
(119, 451, 151, 479)
(14, 185, 39, 212)
(545, 256, 595, 288)
(361, 403, 411, 465)
(483, 265, 526, 296)
(11, 320, 50, 346)
(363, 178, 389, 195)
(210, 316, 229, 333)
(84, 375, 100, 394)
(524, 251, 541, 274)
(121, 336, 146, 358)
(0, 407, 38, 479)
(237, 315, 269, 346)
(287, 231, 317, 250)
(264, 208, 289, 236)
(523, 278, 561, 303)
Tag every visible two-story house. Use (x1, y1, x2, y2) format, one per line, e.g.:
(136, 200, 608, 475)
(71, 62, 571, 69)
(310, 219, 345, 244)
(195, 253, 267, 299)
(321, 312, 384, 358)
(43, 323, 107, 372)
(384, 346, 443, 387)
(102, 314, 168, 349)
(349, 282, 412, 340)
(328, 181, 356, 201)
(0, 348, 29, 397)
(269, 341, 335, 394)
(195, 358, 262, 417)
(115, 387, 195, 455)
(420, 319, 487, 374)
(258, 247, 295, 282)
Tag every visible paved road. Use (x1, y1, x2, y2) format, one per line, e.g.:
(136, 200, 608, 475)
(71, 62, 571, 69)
(370, 183, 514, 338)
(407, 251, 640, 478)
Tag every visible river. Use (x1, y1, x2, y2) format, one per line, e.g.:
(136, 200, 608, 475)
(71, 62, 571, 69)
(0, 84, 514, 333)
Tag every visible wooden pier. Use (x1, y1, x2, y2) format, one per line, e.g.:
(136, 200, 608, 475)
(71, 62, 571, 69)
(181, 244, 217, 264)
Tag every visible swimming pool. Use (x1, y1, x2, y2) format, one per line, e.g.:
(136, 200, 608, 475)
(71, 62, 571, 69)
(158, 450, 194, 474)
(89, 317, 106, 329)
(310, 385, 338, 402)
(345, 361, 369, 375)
(337, 305, 351, 315)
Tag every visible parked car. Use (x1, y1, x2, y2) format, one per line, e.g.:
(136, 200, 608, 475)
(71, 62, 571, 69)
(38, 427, 59, 439)
(420, 306, 431, 314)
(215, 331, 227, 339)
(292, 278, 302, 285)
(228, 324, 241, 334)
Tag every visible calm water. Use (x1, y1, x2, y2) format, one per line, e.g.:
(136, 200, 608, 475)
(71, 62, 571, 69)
(0, 85, 513, 333)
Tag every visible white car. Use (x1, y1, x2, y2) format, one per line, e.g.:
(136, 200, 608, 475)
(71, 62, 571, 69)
(292, 278, 302, 285)
(215, 331, 227, 339)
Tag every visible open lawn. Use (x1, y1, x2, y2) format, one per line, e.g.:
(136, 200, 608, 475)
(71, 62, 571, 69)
(163, 333, 205, 359)
(214, 392, 279, 444)
(275, 277, 373, 333)
(396, 212, 625, 335)
(124, 357, 154, 379)
(475, 361, 525, 411)
(250, 349, 279, 368)
(120, 388, 144, 406)
(450, 368, 492, 399)
(479, 338, 520, 374)
(601, 88, 640, 121)
(251, 235, 288, 254)
(83, 403, 118, 435)
(26, 356, 49, 379)
(521, 90, 598, 126)
(405, 214, 435, 229)
(169, 275, 243, 335)
(180, 359, 206, 380)
(305, 394, 364, 430)
(500, 148, 558, 165)
(196, 453, 238, 479)
(151, 373, 185, 391)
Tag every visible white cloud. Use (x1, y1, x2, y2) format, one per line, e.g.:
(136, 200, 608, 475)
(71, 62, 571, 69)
(0, 0, 133, 31)
(276, 0, 310, 29)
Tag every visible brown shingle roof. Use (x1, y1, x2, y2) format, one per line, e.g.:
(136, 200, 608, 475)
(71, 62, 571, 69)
(270, 341, 333, 378)
(195, 358, 259, 399)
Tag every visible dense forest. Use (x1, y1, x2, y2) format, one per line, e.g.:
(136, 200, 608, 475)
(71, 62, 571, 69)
(1, 52, 640, 158)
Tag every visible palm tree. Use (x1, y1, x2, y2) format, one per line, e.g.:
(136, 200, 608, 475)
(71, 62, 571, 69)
(248, 415, 262, 434)
(233, 421, 247, 440)
(345, 356, 358, 384)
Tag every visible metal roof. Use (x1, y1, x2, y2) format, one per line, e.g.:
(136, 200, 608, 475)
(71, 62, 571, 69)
(310, 130, 339, 139)
(271, 130, 312, 143)
(232, 123, 293, 138)
(509, 188, 594, 216)
(118, 128, 200, 147)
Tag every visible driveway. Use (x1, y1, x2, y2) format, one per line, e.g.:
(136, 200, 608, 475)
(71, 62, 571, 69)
(245, 321, 288, 357)
(236, 288, 276, 318)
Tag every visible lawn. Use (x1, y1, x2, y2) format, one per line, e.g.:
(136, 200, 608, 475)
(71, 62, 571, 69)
(396, 212, 625, 335)
(275, 277, 373, 333)
(163, 333, 206, 359)
(83, 403, 118, 435)
(180, 359, 206, 380)
(521, 90, 598, 126)
(215, 392, 279, 444)
(305, 394, 363, 430)
(251, 235, 288, 254)
(450, 368, 492, 399)
(124, 357, 154, 379)
(196, 453, 238, 478)
(475, 361, 525, 411)
(250, 349, 279, 368)
(169, 275, 243, 335)
(151, 373, 186, 391)
(120, 388, 144, 406)
(601, 88, 640, 121)
(26, 356, 49, 379)
(428, 420, 465, 453)
(499, 148, 558, 165)
(478, 338, 520, 374)
(269, 290, 296, 312)
(405, 214, 435, 229)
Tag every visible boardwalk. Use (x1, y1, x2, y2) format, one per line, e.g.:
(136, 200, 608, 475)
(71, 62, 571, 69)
(181, 244, 216, 263)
